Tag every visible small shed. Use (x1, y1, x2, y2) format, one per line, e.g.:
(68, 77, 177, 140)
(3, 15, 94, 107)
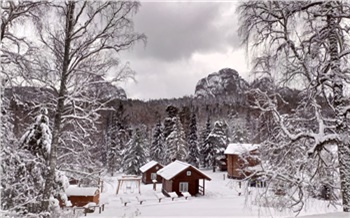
(65, 186, 100, 207)
(140, 160, 163, 184)
(157, 160, 211, 197)
(224, 143, 260, 179)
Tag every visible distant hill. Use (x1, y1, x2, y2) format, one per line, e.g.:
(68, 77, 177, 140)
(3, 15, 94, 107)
(5, 80, 127, 103)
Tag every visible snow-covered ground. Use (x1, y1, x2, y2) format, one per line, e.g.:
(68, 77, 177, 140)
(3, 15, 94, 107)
(81, 170, 344, 218)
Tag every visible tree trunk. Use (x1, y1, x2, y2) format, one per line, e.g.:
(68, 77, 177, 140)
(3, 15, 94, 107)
(212, 155, 216, 172)
(41, 2, 75, 214)
(327, 2, 350, 212)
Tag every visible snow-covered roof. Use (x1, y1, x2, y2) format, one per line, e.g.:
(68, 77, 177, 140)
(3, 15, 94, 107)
(65, 186, 99, 197)
(245, 165, 263, 172)
(224, 143, 260, 155)
(157, 160, 211, 181)
(140, 160, 162, 173)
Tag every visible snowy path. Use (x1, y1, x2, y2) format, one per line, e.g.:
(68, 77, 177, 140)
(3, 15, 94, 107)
(82, 170, 343, 217)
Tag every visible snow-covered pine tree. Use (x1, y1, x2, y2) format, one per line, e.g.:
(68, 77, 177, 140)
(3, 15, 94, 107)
(21, 108, 51, 161)
(187, 113, 199, 167)
(206, 121, 229, 172)
(123, 127, 147, 175)
(106, 112, 120, 176)
(163, 105, 178, 139)
(3, 107, 67, 215)
(150, 120, 164, 163)
(106, 102, 130, 176)
(200, 117, 211, 168)
(164, 117, 188, 164)
(179, 106, 191, 140)
(1, 93, 23, 213)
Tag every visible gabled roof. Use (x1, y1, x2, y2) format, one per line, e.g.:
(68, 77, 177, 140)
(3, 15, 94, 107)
(140, 160, 162, 173)
(65, 186, 99, 197)
(157, 160, 211, 181)
(224, 143, 260, 155)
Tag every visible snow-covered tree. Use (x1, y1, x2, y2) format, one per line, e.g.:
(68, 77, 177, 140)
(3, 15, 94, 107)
(228, 114, 251, 143)
(1, 108, 68, 216)
(150, 120, 164, 163)
(1, 93, 22, 213)
(187, 113, 199, 167)
(200, 117, 211, 168)
(207, 121, 229, 155)
(123, 127, 147, 175)
(30, 2, 145, 213)
(239, 0, 350, 213)
(164, 117, 188, 164)
(163, 105, 178, 139)
(106, 113, 120, 176)
(21, 108, 51, 161)
(1, 1, 45, 85)
(206, 120, 229, 171)
(106, 102, 130, 176)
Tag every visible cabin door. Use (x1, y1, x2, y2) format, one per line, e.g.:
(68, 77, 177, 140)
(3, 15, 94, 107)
(179, 182, 189, 192)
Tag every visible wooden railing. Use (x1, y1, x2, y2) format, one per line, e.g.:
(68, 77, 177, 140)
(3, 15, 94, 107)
(198, 185, 204, 195)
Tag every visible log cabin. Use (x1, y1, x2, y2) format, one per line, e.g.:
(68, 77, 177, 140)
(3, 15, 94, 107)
(224, 143, 260, 179)
(140, 160, 163, 184)
(157, 160, 211, 197)
(65, 186, 100, 207)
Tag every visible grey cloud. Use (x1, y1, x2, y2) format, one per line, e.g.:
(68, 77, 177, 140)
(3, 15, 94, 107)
(116, 2, 246, 100)
(129, 2, 239, 62)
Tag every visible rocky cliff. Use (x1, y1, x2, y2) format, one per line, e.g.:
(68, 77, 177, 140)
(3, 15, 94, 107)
(195, 68, 250, 99)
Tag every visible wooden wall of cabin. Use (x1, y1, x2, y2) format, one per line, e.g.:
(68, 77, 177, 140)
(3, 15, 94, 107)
(68, 196, 96, 207)
(227, 150, 260, 179)
(162, 179, 173, 193)
(143, 164, 163, 184)
(171, 168, 204, 196)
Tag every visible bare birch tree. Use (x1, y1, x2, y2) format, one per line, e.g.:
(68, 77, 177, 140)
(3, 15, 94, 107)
(30, 1, 146, 214)
(238, 0, 350, 213)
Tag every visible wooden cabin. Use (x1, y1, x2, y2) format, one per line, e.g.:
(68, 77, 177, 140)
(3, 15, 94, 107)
(224, 143, 260, 179)
(140, 161, 163, 184)
(157, 160, 211, 197)
(65, 186, 100, 207)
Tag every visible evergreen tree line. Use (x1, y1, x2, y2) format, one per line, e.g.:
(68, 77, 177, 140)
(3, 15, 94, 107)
(103, 102, 237, 177)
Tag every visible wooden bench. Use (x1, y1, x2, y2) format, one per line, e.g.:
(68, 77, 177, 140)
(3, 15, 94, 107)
(155, 192, 165, 203)
(168, 192, 178, 201)
(120, 197, 131, 206)
(136, 195, 146, 205)
(73, 202, 101, 216)
(181, 192, 191, 200)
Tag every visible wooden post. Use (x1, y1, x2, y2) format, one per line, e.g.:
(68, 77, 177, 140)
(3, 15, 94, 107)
(99, 206, 101, 214)
(223, 174, 225, 180)
(139, 180, 141, 194)
(98, 172, 101, 188)
(116, 180, 122, 194)
(153, 182, 156, 191)
(203, 179, 205, 195)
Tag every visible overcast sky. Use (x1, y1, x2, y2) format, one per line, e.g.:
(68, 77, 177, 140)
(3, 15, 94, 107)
(117, 2, 251, 100)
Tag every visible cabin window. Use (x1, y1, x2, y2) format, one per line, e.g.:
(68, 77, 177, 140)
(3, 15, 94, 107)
(179, 182, 188, 192)
(151, 173, 157, 180)
(186, 171, 191, 176)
